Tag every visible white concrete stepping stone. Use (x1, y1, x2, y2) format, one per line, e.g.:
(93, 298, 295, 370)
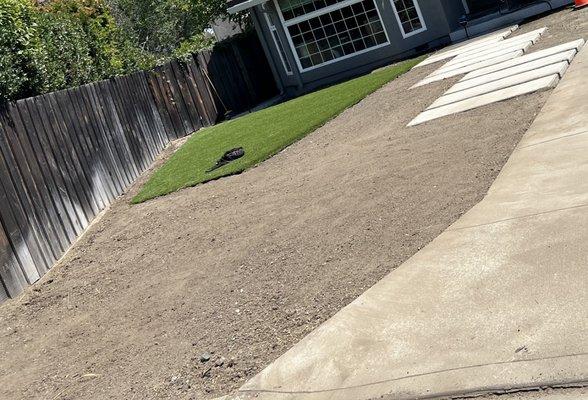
(435, 42, 534, 74)
(462, 39, 585, 80)
(408, 39, 583, 126)
(413, 26, 518, 68)
(429, 62, 569, 109)
(443, 28, 546, 67)
(412, 28, 548, 88)
(412, 51, 525, 87)
(446, 50, 577, 94)
(407, 75, 559, 126)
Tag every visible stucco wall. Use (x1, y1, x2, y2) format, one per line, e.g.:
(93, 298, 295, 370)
(253, 0, 463, 93)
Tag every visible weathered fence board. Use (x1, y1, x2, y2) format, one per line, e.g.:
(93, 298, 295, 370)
(0, 227, 27, 297)
(0, 32, 278, 301)
(0, 278, 8, 302)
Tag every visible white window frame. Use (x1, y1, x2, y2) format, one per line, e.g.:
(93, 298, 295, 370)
(263, 9, 295, 75)
(272, 0, 391, 73)
(389, 0, 427, 38)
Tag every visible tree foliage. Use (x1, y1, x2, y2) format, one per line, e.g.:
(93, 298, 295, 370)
(0, 0, 235, 102)
(0, 0, 45, 100)
(106, 0, 228, 56)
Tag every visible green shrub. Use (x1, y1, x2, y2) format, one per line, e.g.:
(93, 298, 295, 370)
(35, 11, 95, 92)
(0, 0, 45, 101)
(45, 0, 156, 77)
(0, 0, 156, 102)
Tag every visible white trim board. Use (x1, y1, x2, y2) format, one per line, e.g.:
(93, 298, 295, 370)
(228, 0, 267, 14)
(262, 8, 294, 76)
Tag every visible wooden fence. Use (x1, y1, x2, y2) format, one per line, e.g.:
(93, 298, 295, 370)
(0, 34, 278, 301)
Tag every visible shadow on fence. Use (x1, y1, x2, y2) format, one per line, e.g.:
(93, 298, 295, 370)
(0, 33, 278, 301)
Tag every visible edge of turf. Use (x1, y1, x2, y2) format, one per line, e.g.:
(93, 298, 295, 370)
(131, 57, 423, 204)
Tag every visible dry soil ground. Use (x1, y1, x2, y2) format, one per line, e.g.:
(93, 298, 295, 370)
(1, 8, 586, 400)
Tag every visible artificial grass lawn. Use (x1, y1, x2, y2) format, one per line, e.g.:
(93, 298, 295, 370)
(132, 57, 423, 203)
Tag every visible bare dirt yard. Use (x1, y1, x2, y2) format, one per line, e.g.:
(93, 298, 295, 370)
(1, 8, 586, 400)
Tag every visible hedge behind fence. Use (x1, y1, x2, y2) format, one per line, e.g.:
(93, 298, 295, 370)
(0, 0, 155, 102)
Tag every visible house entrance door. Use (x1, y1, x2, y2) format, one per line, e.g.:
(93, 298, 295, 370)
(466, 0, 500, 16)
(466, 0, 550, 16)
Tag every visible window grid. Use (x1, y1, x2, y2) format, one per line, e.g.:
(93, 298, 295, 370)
(391, 0, 425, 36)
(278, 0, 349, 21)
(283, 0, 388, 70)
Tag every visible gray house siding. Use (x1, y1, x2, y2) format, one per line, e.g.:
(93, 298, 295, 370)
(251, 0, 466, 94)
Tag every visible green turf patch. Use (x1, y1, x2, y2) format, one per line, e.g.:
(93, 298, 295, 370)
(132, 57, 422, 203)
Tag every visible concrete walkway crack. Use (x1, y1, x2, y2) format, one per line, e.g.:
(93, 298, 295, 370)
(239, 352, 588, 395)
(448, 202, 588, 232)
(517, 129, 588, 149)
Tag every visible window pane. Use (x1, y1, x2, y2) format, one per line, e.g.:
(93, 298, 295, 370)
(293, 35, 304, 46)
(342, 42, 355, 55)
(353, 38, 366, 51)
(324, 24, 336, 36)
(321, 50, 334, 61)
(392, 0, 425, 35)
(311, 53, 323, 64)
(289, 24, 301, 35)
(320, 14, 332, 24)
(407, 7, 418, 19)
(374, 32, 387, 44)
(299, 20, 311, 32)
(284, 0, 388, 69)
(314, 27, 326, 39)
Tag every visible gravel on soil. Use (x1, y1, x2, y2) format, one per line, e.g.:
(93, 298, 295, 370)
(0, 8, 586, 400)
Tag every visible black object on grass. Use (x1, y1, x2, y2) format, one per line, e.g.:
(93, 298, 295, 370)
(206, 147, 245, 173)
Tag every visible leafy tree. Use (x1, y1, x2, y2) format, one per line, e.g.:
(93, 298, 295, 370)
(0, 0, 46, 101)
(0, 0, 239, 101)
(105, 0, 230, 57)
(35, 10, 95, 92)
(40, 0, 155, 77)
(0, 0, 155, 101)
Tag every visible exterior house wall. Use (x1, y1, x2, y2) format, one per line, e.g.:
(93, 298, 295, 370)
(251, 0, 466, 94)
(251, 4, 302, 92)
(441, 0, 468, 31)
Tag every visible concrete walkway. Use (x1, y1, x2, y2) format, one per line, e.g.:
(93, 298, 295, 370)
(231, 47, 588, 400)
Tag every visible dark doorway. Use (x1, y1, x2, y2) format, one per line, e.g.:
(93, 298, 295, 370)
(466, 0, 500, 16)
(466, 0, 553, 17)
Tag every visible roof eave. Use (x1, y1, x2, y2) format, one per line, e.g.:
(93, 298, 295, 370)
(227, 0, 267, 14)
